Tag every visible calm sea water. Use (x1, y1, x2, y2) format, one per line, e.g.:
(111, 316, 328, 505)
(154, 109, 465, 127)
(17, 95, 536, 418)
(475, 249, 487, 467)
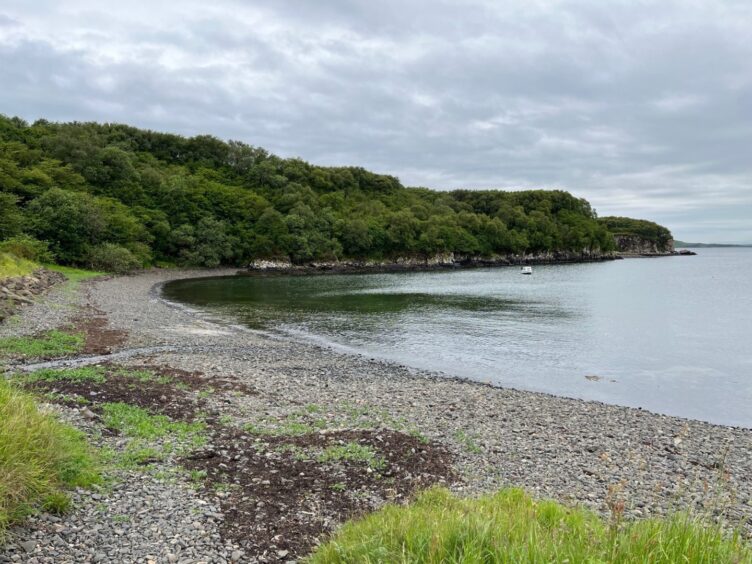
(163, 248, 752, 428)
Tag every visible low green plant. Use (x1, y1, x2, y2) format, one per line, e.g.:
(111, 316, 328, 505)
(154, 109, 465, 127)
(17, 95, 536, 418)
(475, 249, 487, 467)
(111, 367, 171, 385)
(21, 366, 107, 384)
(0, 380, 100, 540)
(0, 330, 84, 359)
(317, 442, 385, 470)
(101, 403, 206, 446)
(453, 429, 483, 454)
(310, 487, 752, 563)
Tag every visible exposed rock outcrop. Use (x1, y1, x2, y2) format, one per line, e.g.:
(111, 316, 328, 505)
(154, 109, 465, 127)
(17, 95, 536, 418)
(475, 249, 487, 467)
(0, 269, 66, 322)
(613, 235, 675, 256)
(248, 251, 618, 274)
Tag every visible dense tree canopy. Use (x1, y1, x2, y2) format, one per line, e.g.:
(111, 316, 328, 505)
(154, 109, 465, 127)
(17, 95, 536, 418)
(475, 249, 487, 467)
(0, 115, 660, 269)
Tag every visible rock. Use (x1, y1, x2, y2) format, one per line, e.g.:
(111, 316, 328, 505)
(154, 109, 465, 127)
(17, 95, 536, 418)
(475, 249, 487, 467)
(19, 540, 36, 553)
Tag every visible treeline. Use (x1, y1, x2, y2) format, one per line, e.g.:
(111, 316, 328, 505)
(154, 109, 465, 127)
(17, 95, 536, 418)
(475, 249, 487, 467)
(1, 115, 627, 271)
(598, 217, 673, 251)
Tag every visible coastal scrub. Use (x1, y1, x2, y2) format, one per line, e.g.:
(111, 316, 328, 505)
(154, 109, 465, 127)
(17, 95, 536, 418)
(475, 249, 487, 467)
(310, 487, 752, 563)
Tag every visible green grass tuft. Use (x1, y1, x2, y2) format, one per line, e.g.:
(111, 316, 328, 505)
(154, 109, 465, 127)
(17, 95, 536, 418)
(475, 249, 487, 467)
(101, 403, 205, 445)
(21, 366, 107, 384)
(0, 380, 100, 540)
(310, 487, 752, 564)
(317, 442, 385, 470)
(0, 330, 84, 359)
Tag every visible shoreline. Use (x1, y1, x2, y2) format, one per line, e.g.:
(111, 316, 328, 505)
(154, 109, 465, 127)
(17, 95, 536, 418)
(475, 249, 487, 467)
(3, 268, 752, 560)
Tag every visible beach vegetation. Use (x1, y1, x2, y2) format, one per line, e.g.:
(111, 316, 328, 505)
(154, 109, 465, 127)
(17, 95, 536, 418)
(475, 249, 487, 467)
(0, 330, 84, 359)
(0, 380, 100, 540)
(310, 487, 752, 563)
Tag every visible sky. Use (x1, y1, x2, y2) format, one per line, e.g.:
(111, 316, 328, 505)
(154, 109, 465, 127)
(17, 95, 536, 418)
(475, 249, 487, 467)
(1, 1, 751, 243)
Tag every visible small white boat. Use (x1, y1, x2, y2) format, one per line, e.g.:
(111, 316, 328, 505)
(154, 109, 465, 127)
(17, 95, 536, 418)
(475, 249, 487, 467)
(521, 266, 533, 275)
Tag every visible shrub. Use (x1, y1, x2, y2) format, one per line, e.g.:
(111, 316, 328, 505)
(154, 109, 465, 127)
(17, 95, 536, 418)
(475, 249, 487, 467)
(0, 380, 99, 540)
(86, 243, 141, 274)
(0, 252, 37, 281)
(310, 487, 751, 563)
(0, 235, 54, 263)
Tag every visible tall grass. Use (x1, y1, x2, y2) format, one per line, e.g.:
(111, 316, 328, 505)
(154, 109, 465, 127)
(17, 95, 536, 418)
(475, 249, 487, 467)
(310, 487, 751, 563)
(0, 253, 36, 281)
(0, 380, 99, 540)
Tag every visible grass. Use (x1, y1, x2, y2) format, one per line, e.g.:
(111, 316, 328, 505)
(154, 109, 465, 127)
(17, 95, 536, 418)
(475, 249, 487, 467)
(43, 263, 104, 293)
(0, 330, 84, 359)
(453, 429, 483, 454)
(0, 380, 100, 541)
(0, 252, 37, 281)
(317, 442, 385, 471)
(309, 487, 752, 564)
(20, 366, 107, 384)
(101, 402, 206, 447)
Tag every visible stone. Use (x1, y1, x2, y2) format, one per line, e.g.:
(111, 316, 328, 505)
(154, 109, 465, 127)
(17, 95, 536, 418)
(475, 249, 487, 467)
(19, 540, 36, 553)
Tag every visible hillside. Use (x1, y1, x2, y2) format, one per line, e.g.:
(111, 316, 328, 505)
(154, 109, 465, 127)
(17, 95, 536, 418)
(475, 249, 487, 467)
(1, 115, 667, 270)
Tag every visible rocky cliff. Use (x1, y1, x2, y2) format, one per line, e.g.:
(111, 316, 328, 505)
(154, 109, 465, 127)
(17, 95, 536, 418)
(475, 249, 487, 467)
(612, 235, 675, 256)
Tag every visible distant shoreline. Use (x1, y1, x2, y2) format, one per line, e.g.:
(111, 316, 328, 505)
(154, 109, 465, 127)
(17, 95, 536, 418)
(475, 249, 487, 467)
(240, 252, 625, 276)
(675, 241, 752, 248)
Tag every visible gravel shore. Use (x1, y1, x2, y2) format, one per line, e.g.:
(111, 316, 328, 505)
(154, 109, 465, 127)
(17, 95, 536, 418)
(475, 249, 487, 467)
(3, 268, 752, 562)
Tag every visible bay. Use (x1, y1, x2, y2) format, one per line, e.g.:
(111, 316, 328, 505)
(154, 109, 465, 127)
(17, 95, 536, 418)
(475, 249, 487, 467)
(162, 248, 752, 428)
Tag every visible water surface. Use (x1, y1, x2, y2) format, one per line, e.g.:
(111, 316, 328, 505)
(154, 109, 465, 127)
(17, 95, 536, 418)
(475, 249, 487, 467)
(163, 249, 752, 427)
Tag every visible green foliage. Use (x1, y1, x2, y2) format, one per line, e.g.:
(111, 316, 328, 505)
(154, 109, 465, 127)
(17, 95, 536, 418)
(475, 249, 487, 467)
(0, 193, 22, 240)
(44, 263, 104, 292)
(310, 487, 751, 563)
(0, 235, 54, 263)
(599, 216, 674, 251)
(317, 442, 385, 470)
(0, 330, 84, 359)
(0, 115, 659, 269)
(0, 380, 100, 539)
(0, 252, 36, 281)
(101, 403, 205, 445)
(86, 243, 141, 273)
(20, 366, 107, 384)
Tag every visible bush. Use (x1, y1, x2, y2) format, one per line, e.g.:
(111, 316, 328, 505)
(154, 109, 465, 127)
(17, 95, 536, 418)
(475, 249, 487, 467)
(0, 235, 54, 263)
(0, 380, 99, 540)
(0, 252, 37, 281)
(85, 243, 141, 274)
(310, 487, 751, 563)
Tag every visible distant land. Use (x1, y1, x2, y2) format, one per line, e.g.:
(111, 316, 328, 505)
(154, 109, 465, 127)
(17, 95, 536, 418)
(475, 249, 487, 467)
(0, 115, 674, 272)
(674, 241, 752, 248)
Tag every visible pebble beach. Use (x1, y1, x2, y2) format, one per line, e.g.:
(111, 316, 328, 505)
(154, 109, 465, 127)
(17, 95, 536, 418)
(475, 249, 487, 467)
(2, 269, 751, 563)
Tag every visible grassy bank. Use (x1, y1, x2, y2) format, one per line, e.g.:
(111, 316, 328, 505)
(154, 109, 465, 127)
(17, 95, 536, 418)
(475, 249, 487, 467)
(0, 380, 100, 541)
(0, 253, 36, 281)
(310, 487, 751, 563)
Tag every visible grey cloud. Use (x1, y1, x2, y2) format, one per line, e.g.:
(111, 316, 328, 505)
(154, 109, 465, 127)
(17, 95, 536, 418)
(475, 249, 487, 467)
(0, 0, 751, 242)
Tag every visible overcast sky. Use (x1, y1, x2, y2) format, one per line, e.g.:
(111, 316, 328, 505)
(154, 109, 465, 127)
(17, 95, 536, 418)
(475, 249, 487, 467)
(1, 1, 750, 242)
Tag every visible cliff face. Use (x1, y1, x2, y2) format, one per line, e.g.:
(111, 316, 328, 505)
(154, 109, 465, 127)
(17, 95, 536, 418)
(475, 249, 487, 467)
(613, 235, 675, 256)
